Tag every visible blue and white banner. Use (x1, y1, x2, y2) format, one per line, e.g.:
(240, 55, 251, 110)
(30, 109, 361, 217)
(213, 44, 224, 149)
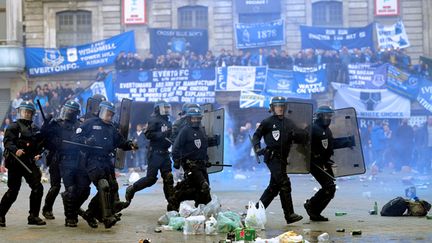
(386, 64, 423, 100)
(417, 84, 432, 113)
(149, 28, 208, 57)
(265, 69, 311, 99)
(376, 20, 410, 49)
(76, 73, 114, 113)
(25, 31, 136, 76)
(216, 66, 266, 91)
(239, 91, 270, 109)
(332, 82, 410, 119)
(235, 19, 285, 49)
(114, 69, 215, 103)
(348, 63, 387, 89)
(300, 24, 374, 50)
(292, 65, 327, 94)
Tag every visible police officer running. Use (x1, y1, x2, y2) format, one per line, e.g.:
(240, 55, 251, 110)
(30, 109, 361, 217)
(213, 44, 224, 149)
(74, 101, 137, 228)
(0, 101, 46, 227)
(251, 96, 305, 224)
(304, 106, 355, 221)
(125, 100, 175, 211)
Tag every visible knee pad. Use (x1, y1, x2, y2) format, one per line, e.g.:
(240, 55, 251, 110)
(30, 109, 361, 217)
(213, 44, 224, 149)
(97, 179, 110, 192)
(280, 180, 292, 193)
(162, 172, 174, 185)
(324, 184, 336, 197)
(31, 183, 44, 195)
(5, 188, 19, 201)
(200, 182, 210, 194)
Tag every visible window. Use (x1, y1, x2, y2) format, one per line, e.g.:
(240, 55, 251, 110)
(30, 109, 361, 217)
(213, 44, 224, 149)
(178, 6, 208, 29)
(0, 0, 6, 41)
(56, 10, 92, 47)
(312, 1, 343, 26)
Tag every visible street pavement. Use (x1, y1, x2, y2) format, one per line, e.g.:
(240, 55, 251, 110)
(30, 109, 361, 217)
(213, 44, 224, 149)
(0, 168, 431, 243)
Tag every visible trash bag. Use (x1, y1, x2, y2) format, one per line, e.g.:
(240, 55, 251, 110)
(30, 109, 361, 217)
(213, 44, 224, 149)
(191, 204, 205, 216)
(407, 199, 432, 216)
(203, 194, 221, 218)
(205, 215, 218, 235)
(245, 201, 266, 230)
(380, 197, 408, 216)
(183, 215, 206, 235)
(179, 201, 195, 218)
(168, 216, 186, 231)
(158, 211, 179, 225)
(216, 211, 242, 233)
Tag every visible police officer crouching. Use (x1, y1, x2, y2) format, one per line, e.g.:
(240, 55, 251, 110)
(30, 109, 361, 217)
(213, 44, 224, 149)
(125, 100, 175, 210)
(74, 101, 137, 228)
(170, 107, 213, 210)
(252, 96, 304, 224)
(304, 106, 355, 221)
(0, 101, 46, 227)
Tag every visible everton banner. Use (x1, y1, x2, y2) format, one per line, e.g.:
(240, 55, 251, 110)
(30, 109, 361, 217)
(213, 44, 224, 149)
(348, 63, 387, 89)
(300, 24, 373, 50)
(150, 28, 208, 57)
(25, 31, 136, 76)
(417, 84, 432, 113)
(332, 82, 410, 119)
(76, 73, 114, 113)
(235, 19, 285, 49)
(292, 65, 327, 94)
(265, 68, 311, 99)
(386, 64, 423, 100)
(376, 20, 410, 49)
(239, 91, 270, 109)
(114, 69, 215, 103)
(216, 66, 266, 91)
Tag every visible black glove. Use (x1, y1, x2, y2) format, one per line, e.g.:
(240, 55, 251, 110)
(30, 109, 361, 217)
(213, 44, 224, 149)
(85, 136, 96, 146)
(214, 135, 220, 146)
(129, 141, 139, 150)
(173, 160, 181, 170)
(348, 135, 356, 148)
(256, 148, 266, 156)
(40, 115, 54, 133)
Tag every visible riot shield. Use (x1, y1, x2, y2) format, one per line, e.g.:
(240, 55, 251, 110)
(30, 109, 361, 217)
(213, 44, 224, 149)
(201, 103, 213, 113)
(285, 102, 313, 174)
(84, 97, 101, 120)
(329, 107, 365, 177)
(201, 108, 225, 174)
(115, 98, 132, 169)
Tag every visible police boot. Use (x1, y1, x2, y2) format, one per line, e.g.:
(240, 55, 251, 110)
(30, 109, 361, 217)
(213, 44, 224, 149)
(42, 209, 55, 220)
(125, 185, 136, 202)
(28, 214, 46, 226)
(78, 209, 98, 228)
(285, 213, 303, 224)
(0, 216, 5, 227)
(304, 200, 328, 221)
(103, 216, 119, 229)
(113, 200, 130, 213)
(65, 218, 78, 227)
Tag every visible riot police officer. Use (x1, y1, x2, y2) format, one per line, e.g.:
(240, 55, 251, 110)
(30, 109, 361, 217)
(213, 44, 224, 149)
(0, 101, 46, 227)
(304, 106, 354, 221)
(171, 103, 200, 142)
(74, 101, 137, 228)
(251, 96, 305, 224)
(171, 107, 213, 210)
(41, 100, 90, 227)
(41, 136, 61, 220)
(125, 100, 175, 210)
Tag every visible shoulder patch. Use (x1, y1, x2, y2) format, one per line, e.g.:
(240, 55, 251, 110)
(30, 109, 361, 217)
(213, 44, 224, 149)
(76, 128, 82, 134)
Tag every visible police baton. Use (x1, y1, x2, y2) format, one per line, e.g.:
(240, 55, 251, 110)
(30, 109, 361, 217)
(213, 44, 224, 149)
(36, 99, 47, 122)
(312, 163, 335, 181)
(10, 152, 33, 174)
(62, 140, 104, 150)
(206, 162, 232, 167)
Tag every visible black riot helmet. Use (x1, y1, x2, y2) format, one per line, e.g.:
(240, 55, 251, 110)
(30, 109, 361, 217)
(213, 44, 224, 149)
(91, 94, 107, 116)
(18, 101, 36, 121)
(59, 100, 81, 121)
(99, 101, 116, 123)
(315, 105, 334, 128)
(154, 100, 171, 116)
(179, 103, 200, 116)
(186, 107, 203, 128)
(269, 96, 287, 116)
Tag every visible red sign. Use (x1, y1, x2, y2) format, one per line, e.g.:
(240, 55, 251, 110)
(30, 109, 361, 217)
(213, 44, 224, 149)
(122, 0, 146, 25)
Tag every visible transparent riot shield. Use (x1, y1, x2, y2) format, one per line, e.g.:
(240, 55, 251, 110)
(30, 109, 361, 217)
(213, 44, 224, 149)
(329, 107, 365, 177)
(285, 102, 313, 174)
(84, 97, 101, 120)
(201, 108, 225, 174)
(115, 98, 132, 169)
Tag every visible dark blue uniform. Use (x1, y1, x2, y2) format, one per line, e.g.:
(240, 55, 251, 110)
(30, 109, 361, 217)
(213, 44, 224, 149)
(126, 113, 175, 210)
(0, 119, 45, 225)
(74, 117, 133, 228)
(252, 115, 305, 224)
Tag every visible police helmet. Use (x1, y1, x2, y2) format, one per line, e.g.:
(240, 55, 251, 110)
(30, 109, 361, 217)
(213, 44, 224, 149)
(92, 94, 107, 102)
(180, 103, 200, 116)
(269, 96, 287, 114)
(59, 100, 81, 121)
(18, 101, 36, 121)
(315, 105, 334, 127)
(99, 101, 116, 122)
(186, 107, 203, 128)
(154, 100, 171, 116)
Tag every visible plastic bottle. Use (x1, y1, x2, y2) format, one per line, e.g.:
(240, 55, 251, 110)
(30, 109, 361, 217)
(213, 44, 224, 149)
(317, 232, 330, 242)
(374, 201, 378, 214)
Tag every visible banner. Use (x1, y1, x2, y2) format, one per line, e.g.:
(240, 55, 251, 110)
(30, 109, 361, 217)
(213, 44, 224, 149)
(25, 31, 136, 76)
(114, 69, 215, 103)
(348, 63, 387, 89)
(386, 64, 424, 100)
(216, 66, 266, 91)
(235, 19, 285, 49)
(265, 68, 311, 99)
(417, 84, 432, 113)
(149, 28, 208, 57)
(292, 65, 327, 94)
(376, 20, 410, 49)
(300, 24, 373, 50)
(332, 82, 410, 118)
(76, 73, 114, 113)
(239, 91, 270, 109)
